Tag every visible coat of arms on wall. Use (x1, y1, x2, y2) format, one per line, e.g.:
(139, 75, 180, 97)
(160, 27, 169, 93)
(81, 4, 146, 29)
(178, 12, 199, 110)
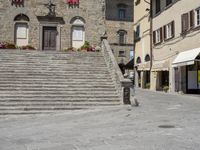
(11, 0, 24, 6)
(65, 0, 80, 8)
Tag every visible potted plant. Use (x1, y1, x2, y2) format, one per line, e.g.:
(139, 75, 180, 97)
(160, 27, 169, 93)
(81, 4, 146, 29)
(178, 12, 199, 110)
(163, 85, 169, 92)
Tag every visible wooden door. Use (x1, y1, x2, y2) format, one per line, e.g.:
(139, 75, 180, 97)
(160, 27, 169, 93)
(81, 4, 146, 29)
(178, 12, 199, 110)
(43, 27, 57, 50)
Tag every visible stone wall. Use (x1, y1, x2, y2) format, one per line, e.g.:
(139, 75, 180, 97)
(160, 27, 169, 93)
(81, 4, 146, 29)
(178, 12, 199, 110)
(105, 0, 134, 64)
(0, 0, 105, 50)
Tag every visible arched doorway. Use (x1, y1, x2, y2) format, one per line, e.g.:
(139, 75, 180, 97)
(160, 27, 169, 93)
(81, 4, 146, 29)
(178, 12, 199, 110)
(14, 14, 29, 46)
(70, 17, 85, 49)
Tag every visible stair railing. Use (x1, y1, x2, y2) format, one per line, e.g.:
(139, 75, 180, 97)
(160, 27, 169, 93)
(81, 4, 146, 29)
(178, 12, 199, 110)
(101, 37, 133, 104)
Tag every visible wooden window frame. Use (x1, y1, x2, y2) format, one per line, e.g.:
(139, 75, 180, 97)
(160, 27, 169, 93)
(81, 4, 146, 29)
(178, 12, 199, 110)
(153, 27, 163, 45)
(155, 0, 161, 14)
(195, 7, 200, 27)
(164, 21, 175, 41)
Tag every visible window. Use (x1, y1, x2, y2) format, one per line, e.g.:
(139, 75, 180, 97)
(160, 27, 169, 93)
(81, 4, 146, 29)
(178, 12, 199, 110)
(119, 51, 126, 57)
(155, 0, 161, 14)
(118, 9, 126, 20)
(145, 54, 151, 62)
(195, 7, 200, 26)
(117, 3, 127, 20)
(135, 25, 140, 39)
(118, 30, 127, 45)
(153, 28, 163, 44)
(136, 57, 141, 64)
(164, 21, 174, 40)
(181, 10, 195, 33)
(156, 30, 161, 43)
(181, 13, 189, 32)
(72, 26, 84, 41)
(166, 0, 172, 7)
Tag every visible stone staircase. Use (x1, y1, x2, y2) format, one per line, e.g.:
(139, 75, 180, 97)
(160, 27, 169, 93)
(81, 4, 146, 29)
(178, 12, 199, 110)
(0, 50, 121, 115)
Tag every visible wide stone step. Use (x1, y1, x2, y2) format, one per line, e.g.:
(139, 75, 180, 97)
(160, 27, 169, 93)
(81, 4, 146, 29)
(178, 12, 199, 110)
(0, 95, 119, 99)
(0, 87, 116, 91)
(0, 70, 109, 74)
(0, 101, 120, 107)
(0, 103, 120, 112)
(0, 75, 112, 80)
(0, 72, 110, 76)
(0, 97, 119, 101)
(0, 80, 113, 84)
(0, 50, 120, 114)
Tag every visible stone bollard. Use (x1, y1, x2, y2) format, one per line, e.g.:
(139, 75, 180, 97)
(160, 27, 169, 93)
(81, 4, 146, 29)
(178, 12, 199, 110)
(121, 79, 133, 105)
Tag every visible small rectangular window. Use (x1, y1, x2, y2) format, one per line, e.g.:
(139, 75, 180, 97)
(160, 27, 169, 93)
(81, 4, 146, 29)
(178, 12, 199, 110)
(118, 9, 126, 20)
(181, 13, 189, 33)
(153, 28, 163, 44)
(119, 51, 126, 57)
(195, 7, 200, 27)
(135, 25, 140, 38)
(156, 29, 161, 43)
(164, 21, 174, 40)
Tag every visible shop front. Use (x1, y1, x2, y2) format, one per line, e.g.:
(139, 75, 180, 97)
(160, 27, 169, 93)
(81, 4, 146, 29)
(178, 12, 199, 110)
(172, 48, 200, 94)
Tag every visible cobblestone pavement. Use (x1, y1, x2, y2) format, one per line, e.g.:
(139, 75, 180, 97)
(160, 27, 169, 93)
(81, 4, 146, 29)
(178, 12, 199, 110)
(0, 89, 200, 150)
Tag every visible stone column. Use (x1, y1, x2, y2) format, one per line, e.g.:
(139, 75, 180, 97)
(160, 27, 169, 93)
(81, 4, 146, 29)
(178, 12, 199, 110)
(134, 68, 139, 88)
(121, 79, 133, 105)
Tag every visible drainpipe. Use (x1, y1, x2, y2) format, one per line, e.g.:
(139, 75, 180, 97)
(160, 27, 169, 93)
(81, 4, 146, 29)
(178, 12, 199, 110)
(149, 0, 153, 72)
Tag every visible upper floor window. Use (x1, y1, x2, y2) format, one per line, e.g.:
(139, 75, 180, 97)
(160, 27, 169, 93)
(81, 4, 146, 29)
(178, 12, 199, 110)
(135, 25, 140, 39)
(117, 3, 127, 20)
(166, 0, 172, 7)
(195, 7, 200, 27)
(153, 28, 162, 44)
(181, 10, 195, 33)
(155, 0, 161, 14)
(164, 21, 174, 40)
(119, 9, 126, 20)
(117, 30, 127, 45)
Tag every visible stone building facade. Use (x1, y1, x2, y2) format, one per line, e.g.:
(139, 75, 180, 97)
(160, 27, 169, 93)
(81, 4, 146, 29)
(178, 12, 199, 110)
(151, 0, 200, 94)
(0, 0, 105, 50)
(133, 0, 151, 89)
(105, 0, 134, 66)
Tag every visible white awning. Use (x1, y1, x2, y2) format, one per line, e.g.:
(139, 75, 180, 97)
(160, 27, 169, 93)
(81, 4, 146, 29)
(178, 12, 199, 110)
(172, 48, 200, 67)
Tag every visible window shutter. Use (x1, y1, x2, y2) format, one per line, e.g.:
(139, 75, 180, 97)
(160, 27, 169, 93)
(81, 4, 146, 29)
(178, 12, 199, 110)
(190, 10, 194, 28)
(181, 13, 189, 33)
(171, 21, 175, 38)
(160, 27, 163, 42)
(153, 31, 156, 44)
(164, 25, 166, 40)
